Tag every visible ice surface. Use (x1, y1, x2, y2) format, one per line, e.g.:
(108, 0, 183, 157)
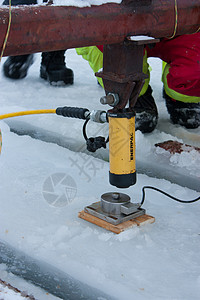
(0, 50, 199, 299)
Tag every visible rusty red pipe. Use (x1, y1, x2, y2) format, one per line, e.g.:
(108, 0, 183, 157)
(0, 0, 199, 56)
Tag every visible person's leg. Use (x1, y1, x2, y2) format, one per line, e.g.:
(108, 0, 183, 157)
(146, 33, 200, 128)
(39, 0, 73, 86)
(40, 50, 74, 86)
(132, 50, 158, 133)
(2, 0, 36, 80)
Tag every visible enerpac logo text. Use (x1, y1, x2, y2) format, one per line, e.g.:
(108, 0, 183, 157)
(130, 133, 134, 161)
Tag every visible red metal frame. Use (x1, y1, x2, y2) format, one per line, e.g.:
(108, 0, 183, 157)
(0, 0, 199, 56)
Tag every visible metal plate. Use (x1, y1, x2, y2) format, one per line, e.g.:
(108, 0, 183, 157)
(84, 201, 146, 225)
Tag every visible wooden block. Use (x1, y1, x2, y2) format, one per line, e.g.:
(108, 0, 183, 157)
(133, 214, 155, 226)
(78, 211, 155, 234)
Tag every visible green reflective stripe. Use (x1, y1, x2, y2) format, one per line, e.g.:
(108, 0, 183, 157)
(162, 63, 200, 103)
(162, 61, 167, 72)
(140, 50, 150, 96)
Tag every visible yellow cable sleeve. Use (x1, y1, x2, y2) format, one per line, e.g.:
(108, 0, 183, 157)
(0, 109, 56, 120)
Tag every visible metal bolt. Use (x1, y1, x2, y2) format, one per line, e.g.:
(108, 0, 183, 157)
(100, 96, 109, 105)
(100, 93, 119, 107)
(112, 192, 120, 200)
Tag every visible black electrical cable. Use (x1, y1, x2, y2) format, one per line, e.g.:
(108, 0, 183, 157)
(82, 117, 109, 152)
(83, 117, 90, 141)
(139, 185, 200, 208)
(83, 117, 109, 143)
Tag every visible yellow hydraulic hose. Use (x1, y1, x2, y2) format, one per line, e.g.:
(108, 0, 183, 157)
(0, 106, 90, 154)
(0, 109, 56, 120)
(0, 109, 56, 154)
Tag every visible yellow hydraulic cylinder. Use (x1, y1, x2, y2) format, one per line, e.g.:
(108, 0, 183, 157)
(108, 109, 136, 188)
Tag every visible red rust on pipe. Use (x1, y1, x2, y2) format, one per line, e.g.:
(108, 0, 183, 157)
(0, 0, 199, 56)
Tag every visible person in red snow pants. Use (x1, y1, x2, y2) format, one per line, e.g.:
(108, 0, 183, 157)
(76, 33, 200, 133)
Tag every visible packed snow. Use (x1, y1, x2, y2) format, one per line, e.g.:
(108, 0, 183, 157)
(52, 0, 122, 6)
(5, 0, 123, 7)
(0, 283, 28, 300)
(1, 0, 122, 9)
(129, 36, 155, 41)
(0, 48, 199, 300)
(0, 263, 61, 299)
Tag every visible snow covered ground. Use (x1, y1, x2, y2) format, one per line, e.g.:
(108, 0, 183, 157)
(37, 0, 121, 7)
(0, 49, 200, 300)
(2, 0, 122, 7)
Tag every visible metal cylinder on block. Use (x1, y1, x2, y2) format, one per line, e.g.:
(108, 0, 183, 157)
(101, 192, 131, 215)
(108, 109, 136, 188)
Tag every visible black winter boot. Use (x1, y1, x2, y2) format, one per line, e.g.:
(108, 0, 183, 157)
(3, 54, 34, 79)
(163, 89, 200, 129)
(40, 51, 74, 86)
(2, 0, 36, 80)
(134, 85, 158, 133)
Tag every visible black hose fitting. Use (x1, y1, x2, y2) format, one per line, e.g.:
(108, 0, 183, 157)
(56, 106, 89, 120)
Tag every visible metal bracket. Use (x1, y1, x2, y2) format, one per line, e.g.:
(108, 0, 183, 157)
(84, 192, 145, 225)
(96, 37, 159, 111)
